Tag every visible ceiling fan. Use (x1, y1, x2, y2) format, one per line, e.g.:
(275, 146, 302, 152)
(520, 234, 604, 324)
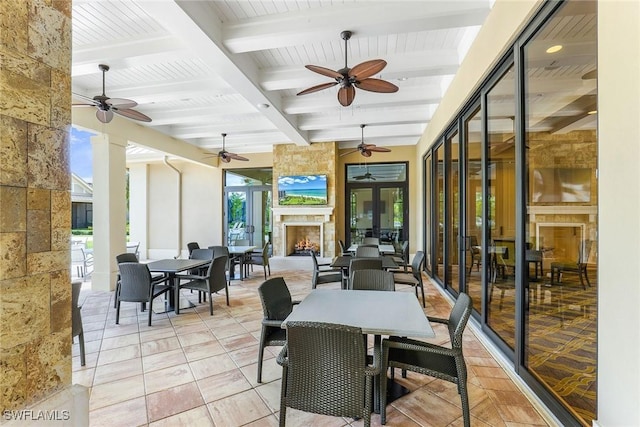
(297, 30, 399, 107)
(341, 124, 391, 158)
(353, 166, 378, 181)
(72, 64, 151, 124)
(216, 133, 248, 163)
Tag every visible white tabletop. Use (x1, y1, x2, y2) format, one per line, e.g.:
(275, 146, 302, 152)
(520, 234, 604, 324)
(347, 244, 396, 255)
(283, 289, 434, 338)
(227, 245, 257, 254)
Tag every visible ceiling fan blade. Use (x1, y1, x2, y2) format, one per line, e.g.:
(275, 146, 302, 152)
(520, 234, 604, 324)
(355, 78, 399, 93)
(340, 148, 359, 157)
(106, 98, 138, 109)
(227, 152, 249, 161)
(113, 108, 152, 122)
(72, 102, 98, 107)
(73, 93, 99, 104)
(338, 86, 355, 107)
(361, 149, 372, 158)
(349, 59, 387, 80)
(367, 146, 391, 153)
(96, 109, 113, 123)
(297, 82, 338, 96)
(305, 65, 343, 79)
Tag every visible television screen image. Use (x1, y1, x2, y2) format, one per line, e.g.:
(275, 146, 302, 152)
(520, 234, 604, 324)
(531, 168, 591, 203)
(278, 175, 328, 205)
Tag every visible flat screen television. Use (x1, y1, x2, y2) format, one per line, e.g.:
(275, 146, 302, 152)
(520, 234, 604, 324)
(531, 168, 591, 202)
(278, 174, 328, 205)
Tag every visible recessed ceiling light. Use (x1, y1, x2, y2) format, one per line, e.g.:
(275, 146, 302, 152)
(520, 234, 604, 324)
(546, 44, 563, 54)
(257, 103, 270, 109)
(397, 77, 408, 81)
(587, 110, 597, 115)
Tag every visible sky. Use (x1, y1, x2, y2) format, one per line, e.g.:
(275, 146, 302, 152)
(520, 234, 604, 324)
(70, 126, 95, 183)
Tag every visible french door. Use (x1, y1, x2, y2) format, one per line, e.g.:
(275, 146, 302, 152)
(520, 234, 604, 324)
(345, 163, 408, 248)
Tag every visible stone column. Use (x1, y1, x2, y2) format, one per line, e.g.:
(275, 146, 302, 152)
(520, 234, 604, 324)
(90, 134, 127, 291)
(0, 0, 76, 413)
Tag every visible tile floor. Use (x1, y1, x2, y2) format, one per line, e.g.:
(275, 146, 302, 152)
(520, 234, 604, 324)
(73, 257, 554, 426)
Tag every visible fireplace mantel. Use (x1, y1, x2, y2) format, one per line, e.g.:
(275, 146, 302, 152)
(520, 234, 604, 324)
(272, 206, 334, 222)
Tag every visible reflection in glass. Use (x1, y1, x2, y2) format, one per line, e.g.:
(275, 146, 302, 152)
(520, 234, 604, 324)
(464, 106, 482, 313)
(523, 1, 597, 423)
(447, 132, 460, 293)
(424, 155, 432, 274)
(486, 65, 516, 350)
(435, 144, 445, 281)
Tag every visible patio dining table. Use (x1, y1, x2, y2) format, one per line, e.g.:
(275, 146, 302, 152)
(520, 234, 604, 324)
(282, 289, 434, 412)
(227, 245, 257, 280)
(146, 258, 209, 314)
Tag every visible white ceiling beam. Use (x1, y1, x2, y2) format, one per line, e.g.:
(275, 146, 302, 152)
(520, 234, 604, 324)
(310, 123, 426, 143)
(222, 2, 491, 53)
(137, 1, 307, 146)
(297, 105, 435, 131)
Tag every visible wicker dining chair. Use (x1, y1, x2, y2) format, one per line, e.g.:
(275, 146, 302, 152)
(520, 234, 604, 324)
(178, 255, 229, 315)
(257, 277, 300, 383)
(393, 250, 426, 307)
(380, 292, 473, 427)
(350, 269, 395, 291)
(348, 257, 384, 287)
(310, 251, 343, 289)
(277, 321, 379, 427)
(355, 245, 381, 258)
(116, 262, 172, 326)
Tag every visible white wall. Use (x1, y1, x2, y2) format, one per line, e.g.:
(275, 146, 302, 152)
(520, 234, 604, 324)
(596, 1, 640, 425)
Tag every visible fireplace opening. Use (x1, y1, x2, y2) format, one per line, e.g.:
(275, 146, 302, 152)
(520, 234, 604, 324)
(285, 224, 322, 256)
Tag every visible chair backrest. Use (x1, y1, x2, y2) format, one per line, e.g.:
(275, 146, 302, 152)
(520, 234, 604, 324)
(126, 241, 140, 257)
(310, 250, 321, 271)
(118, 262, 152, 302)
(349, 257, 383, 272)
(355, 245, 380, 258)
(284, 321, 367, 417)
(410, 251, 425, 280)
(71, 247, 85, 262)
(232, 239, 251, 246)
(578, 240, 593, 264)
(258, 277, 294, 321)
(116, 252, 139, 264)
(363, 237, 380, 245)
(190, 248, 214, 260)
(338, 239, 348, 255)
(447, 292, 473, 350)
(350, 269, 395, 291)
(206, 255, 228, 293)
(400, 240, 409, 262)
(187, 242, 200, 255)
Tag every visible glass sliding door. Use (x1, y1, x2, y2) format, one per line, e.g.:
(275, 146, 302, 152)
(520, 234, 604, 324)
(434, 144, 445, 282)
(522, 1, 598, 423)
(486, 64, 517, 350)
(447, 132, 460, 293)
(224, 168, 272, 247)
(424, 153, 433, 274)
(463, 106, 483, 313)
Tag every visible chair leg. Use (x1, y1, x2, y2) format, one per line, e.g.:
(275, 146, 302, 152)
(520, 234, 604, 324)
(380, 351, 389, 424)
(115, 300, 121, 324)
(257, 328, 266, 383)
(78, 331, 86, 367)
(208, 291, 214, 315)
(147, 299, 153, 326)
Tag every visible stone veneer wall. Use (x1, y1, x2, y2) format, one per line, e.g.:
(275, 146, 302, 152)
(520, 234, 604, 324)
(0, 0, 73, 412)
(273, 142, 337, 257)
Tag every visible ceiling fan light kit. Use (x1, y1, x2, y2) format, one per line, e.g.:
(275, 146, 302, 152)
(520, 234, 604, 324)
(297, 30, 399, 107)
(341, 124, 391, 158)
(72, 64, 152, 124)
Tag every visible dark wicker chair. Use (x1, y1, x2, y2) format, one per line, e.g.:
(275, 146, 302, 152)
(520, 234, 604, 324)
(380, 292, 473, 426)
(114, 252, 140, 309)
(116, 262, 172, 326)
(350, 269, 395, 291)
(178, 255, 229, 315)
(257, 277, 300, 383)
(338, 239, 351, 256)
(310, 251, 343, 289)
(277, 321, 379, 427)
(393, 250, 426, 307)
(355, 245, 380, 258)
(348, 257, 383, 287)
(362, 237, 380, 245)
(186, 241, 200, 256)
(248, 242, 271, 280)
(392, 240, 409, 272)
(71, 280, 86, 366)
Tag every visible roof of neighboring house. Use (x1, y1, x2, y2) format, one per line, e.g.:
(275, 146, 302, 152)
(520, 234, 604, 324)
(71, 173, 93, 203)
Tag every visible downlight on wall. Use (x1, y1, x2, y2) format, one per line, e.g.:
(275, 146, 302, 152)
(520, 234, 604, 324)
(546, 44, 563, 53)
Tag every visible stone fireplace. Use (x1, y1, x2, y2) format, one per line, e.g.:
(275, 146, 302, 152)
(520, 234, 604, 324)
(272, 206, 334, 257)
